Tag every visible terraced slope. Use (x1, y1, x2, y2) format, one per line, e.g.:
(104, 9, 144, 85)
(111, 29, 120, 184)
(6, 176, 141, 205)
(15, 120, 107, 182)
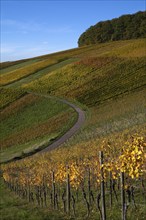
(0, 59, 59, 86)
(21, 38, 146, 150)
(0, 38, 146, 220)
(0, 92, 78, 163)
(0, 39, 145, 157)
(5, 58, 78, 88)
(0, 87, 26, 109)
(24, 39, 146, 107)
(1, 39, 146, 161)
(0, 59, 40, 75)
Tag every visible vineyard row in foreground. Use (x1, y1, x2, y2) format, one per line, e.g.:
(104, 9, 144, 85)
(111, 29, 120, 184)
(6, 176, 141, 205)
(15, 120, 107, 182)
(1, 136, 146, 220)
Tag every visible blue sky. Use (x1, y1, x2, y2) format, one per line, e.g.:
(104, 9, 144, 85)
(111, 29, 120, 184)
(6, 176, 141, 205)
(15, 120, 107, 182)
(1, 0, 145, 61)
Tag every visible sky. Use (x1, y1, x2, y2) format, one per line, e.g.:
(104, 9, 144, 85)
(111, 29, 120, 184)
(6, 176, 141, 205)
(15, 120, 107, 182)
(0, 0, 145, 62)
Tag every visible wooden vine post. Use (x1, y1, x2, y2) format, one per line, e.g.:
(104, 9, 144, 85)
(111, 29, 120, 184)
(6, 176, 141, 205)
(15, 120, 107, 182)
(120, 172, 126, 220)
(99, 151, 106, 220)
(52, 171, 56, 209)
(66, 165, 71, 214)
(88, 167, 91, 205)
(109, 171, 113, 207)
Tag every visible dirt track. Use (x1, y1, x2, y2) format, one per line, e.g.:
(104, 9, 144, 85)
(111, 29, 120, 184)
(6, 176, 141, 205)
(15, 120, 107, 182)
(28, 92, 85, 153)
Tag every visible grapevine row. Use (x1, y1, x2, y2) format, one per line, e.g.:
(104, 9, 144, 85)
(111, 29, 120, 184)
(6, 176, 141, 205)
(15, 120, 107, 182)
(1, 136, 146, 219)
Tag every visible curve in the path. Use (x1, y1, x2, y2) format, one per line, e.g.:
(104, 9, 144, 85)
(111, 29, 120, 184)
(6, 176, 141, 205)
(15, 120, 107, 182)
(28, 92, 85, 153)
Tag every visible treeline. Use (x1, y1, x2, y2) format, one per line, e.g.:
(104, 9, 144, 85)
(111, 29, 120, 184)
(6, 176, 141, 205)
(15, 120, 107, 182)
(78, 11, 146, 46)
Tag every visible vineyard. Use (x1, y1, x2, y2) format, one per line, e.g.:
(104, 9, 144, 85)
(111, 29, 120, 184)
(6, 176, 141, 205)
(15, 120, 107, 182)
(0, 87, 25, 109)
(0, 92, 77, 163)
(0, 59, 59, 86)
(23, 41, 146, 108)
(0, 38, 146, 219)
(1, 136, 146, 219)
(0, 45, 93, 86)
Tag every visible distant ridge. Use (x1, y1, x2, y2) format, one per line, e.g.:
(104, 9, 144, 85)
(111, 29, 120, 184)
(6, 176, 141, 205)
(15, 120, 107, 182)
(78, 11, 146, 46)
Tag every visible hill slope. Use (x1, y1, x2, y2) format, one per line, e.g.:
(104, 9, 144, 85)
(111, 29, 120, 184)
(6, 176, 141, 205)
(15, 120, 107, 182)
(0, 38, 146, 162)
(0, 38, 146, 220)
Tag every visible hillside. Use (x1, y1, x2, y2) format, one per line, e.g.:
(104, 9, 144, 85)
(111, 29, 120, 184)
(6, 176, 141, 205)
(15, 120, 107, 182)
(0, 39, 146, 220)
(78, 11, 146, 46)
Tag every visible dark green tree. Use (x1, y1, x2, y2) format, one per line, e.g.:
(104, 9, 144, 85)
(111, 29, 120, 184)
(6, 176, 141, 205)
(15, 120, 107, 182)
(78, 11, 146, 47)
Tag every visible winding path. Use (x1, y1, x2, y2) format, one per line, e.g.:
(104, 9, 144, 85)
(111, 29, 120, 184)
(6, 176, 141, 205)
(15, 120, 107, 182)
(28, 92, 85, 154)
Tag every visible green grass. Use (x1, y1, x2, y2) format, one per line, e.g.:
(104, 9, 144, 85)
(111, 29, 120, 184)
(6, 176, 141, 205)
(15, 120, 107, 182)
(0, 87, 26, 109)
(6, 58, 78, 88)
(0, 134, 58, 163)
(1, 95, 68, 139)
(0, 178, 69, 220)
(0, 176, 145, 220)
(0, 93, 77, 163)
(0, 59, 32, 70)
(0, 59, 40, 75)
(0, 59, 59, 86)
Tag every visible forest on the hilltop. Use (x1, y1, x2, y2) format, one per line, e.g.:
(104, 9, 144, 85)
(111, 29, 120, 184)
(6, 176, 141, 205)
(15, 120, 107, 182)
(78, 11, 146, 46)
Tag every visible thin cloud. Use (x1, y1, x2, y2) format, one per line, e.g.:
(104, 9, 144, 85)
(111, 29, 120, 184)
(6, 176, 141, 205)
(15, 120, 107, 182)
(45, 27, 74, 33)
(1, 43, 54, 61)
(1, 19, 74, 34)
(1, 43, 72, 62)
(1, 47, 15, 54)
(1, 19, 42, 32)
(1, 19, 75, 61)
